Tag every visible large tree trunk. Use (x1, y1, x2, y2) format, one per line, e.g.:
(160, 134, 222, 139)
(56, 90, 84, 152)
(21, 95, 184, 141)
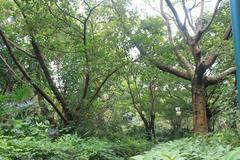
(192, 82, 208, 134)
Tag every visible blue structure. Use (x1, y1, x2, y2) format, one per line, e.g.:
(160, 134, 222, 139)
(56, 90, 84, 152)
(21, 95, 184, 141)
(230, 0, 240, 103)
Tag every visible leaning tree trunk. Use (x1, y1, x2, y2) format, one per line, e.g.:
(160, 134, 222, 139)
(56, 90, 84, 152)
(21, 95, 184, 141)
(192, 81, 208, 134)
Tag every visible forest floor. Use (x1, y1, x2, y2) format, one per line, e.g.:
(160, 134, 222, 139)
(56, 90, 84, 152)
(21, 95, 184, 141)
(1, 130, 240, 160)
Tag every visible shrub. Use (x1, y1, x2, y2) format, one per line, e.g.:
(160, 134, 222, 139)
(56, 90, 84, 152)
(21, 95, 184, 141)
(0, 134, 122, 160)
(111, 134, 154, 158)
(130, 130, 240, 160)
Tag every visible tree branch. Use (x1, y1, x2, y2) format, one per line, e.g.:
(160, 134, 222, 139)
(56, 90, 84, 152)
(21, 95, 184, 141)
(223, 24, 232, 40)
(82, 1, 103, 100)
(160, 0, 194, 76)
(201, 0, 222, 33)
(201, 52, 218, 71)
(88, 68, 119, 105)
(195, 0, 222, 42)
(7, 39, 37, 59)
(206, 67, 236, 85)
(150, 59, 191, 81)
(54, 1, 84, 24)
(0, 28, 68, 123)
(0, 53, 26, 83)
(31, 39, 71, 119)
(126, 77, 149, 128)
(199, 0, 205, 28)
(182, 0, 195, 32)
(165, 0, 190, 39)
(14, 0, 72, 120)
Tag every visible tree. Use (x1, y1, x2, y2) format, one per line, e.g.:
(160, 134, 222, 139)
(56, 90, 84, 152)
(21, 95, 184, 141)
(112, 0, 235, 134)
(123, 63, 159, 140)
(0, 0, 124, 127)
(154, 0, 235, 134)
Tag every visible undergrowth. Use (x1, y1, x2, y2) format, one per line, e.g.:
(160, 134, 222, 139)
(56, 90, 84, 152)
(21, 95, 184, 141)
(131, 130, 240, 160)
(0, 133, 153, 160)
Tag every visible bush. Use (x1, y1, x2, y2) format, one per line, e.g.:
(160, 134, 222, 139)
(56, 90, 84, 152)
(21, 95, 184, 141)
(0, 133, 155, 160)
(111, 134, 154, 158)
(130, 130, 240, 160)
(0, 134, 123, 160)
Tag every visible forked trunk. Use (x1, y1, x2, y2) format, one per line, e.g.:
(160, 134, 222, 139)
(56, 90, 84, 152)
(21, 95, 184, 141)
(140, 113, 155, 140)
(192, 82, 208, 134)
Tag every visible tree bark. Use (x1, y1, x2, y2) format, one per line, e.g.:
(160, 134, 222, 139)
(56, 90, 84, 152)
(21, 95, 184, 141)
(192, 81, 208, 134)
(31, 40, 72, 121)
(1, 81, 9, 95)
(149, 112, 156, 139)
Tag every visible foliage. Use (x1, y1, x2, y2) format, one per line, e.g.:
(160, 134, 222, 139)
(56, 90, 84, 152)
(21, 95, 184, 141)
(111, 134, 154, 158)
(131, 130, 240, 160)
(0, 134, 121, 160)
(224, 147, 240, 160)
(0, 132, 155, 160)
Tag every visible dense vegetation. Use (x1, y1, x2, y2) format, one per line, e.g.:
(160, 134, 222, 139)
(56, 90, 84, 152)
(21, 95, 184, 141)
(0, 0, 239, 159)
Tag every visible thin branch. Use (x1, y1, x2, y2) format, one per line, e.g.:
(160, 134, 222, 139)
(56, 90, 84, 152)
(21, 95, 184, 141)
(54, 1, 84, 24)
(0, 28, 68, 123)
(201, 0, 222, 33)
(88, 68, 119, 104)
(0, 53, 26, 83)
(165, 0, 190, 39)
(199, 0, 205, 27)
(87, 49, 148, 106)
(84, 0, 104, 23)
(7, 39, 37, 59)
(82, 1, 104, 100)
(47, 4, 83, 34)
(182, 0, 195, 32)
(126, 76, 149, 128)
(195, 0, 222, 42)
